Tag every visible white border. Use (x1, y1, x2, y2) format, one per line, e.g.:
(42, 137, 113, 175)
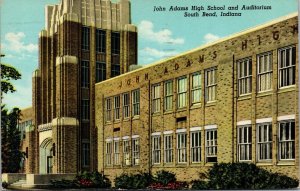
(105, 138, 112, 142)
(132, 135, 140, 139)
(151, 132, 161, 136)
(190, 126, 202, 131)
(277, 114, 295, 121)
(122, 136, 130, 140)
(113, 137, 120, 141)
(204, 125, 217, 130)
(176, 128, 187, 133)
(237, 120, 251, 126)
(163, 130, 173, 135)
(256, 117, 272, 123)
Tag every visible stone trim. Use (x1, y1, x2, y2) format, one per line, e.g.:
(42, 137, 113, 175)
(38, 123, 52, 132)
(151, 132, 161, 136)
(190, 127, 202, 131)
(204, 125, 217, 130)
(277, 114, 295, 121)
(237, 120, 251, 126)
(105, 138, 113, 142)
(51, 117, 79, 126)
(163, 130, 173, 135)
(132, 135, 139, 139)
(56, 55, 78, 66)
(176, 129, 187, 133)
(256, 117, 272, 123)
(122, 136, 130, 140)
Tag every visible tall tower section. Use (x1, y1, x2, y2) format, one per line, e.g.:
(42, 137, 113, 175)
(32, 0, 137, 174)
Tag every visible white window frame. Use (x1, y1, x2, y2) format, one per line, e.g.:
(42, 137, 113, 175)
(105, 98, 112, 122)
(278, 120, 295, 160)
(132, 89, 140, 116)
(132, 138, 140, 165)
(114, 95, 120, 120)
(257, 123, 272, 161)
(123, 139, 130, 166)
(278, 46, 296, 88)
(191, 131, 201, 163)
(205, 128, 217, 162)
(191, 72, 201, 104)
(177, 133, 187, 163)
(257, 52, 273, 92)
(114, 140, 120, 165)
(238, 125, 252, 161)
(123, 93, 130, 119)
(105, 141, 112, 166)
(152, 136, 161, 164)
(164, 134, 173, 163)
(237, 58, 252, 96)
(177, 77, 187, 109)
(205, 68, 217, 102)
(164, 80, 173, 111)
(152, 84, 161, 113)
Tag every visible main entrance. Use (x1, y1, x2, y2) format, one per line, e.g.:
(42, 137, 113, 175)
(39, 138, 53, 174)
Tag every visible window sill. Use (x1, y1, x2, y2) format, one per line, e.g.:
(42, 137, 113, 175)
(256, 162, 273, 166)
(238, 94, 251, 101)
(177, 107, 187, 112)
(277, 161, 295, 166)
(190, 103, 202, 109)
(278, 85, 295, 94)
(204, 162, 216, 167)
(176, 163, 188, 167)
(190, 162, 203, 166)
(205, 101, 217, 107)
(105, 121, 112, 125)
(114, 120, 121, 124)
(164, 110, 173, 115)
(256, 90, 272, 97)
(132, 115, 140, 120)
(152, 112, 161, 117)
(123, 118, 130, 122)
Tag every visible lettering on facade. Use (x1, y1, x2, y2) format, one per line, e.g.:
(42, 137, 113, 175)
(291, 24, 298, 35)
(272, 31, 279, 40)
(212, 51, 217, 59)
(199, 55, 204, 63)
(257, 35, 261, 45)
(119, 81, 122, 88)
(145, 73, 149, 80)
(174, 63, 179, 70)
(186, 60, 192, 67)
(242, 40, 247, 50)
(164, 67, 168, 74)
(127, 79, 131, 86)
(136, 76, 139, 83)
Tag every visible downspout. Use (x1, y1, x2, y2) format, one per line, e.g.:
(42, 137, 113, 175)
(232, 54, 236, 162)
(148, 79, 152, 175)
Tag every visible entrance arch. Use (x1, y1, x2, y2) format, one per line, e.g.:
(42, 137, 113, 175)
(39, 138, 53, 174)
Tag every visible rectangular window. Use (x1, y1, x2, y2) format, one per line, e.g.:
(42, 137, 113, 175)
(257, 52, 272, 92)
(152, 84, 161, 113)
(177, 77, 187, 108)
(238, 126, 252, 161)
(132, 89, 140, 116)
(111, 32, 120, 55)
(114, 95, 120, 120)
(177, 133, 187, 163)
(123, 93, 130, 118)
(82, 26, 90, 50)
(206, 129, 217, 162)
(278, 46, 296, 88)
(257, 123, 272, 161)
(82, 142, 90, 167)
(132, 139, 140, 165)
(114, 141, 120, 165)
(81, 60, 90, 88)
(164, 81, 173, 111)
(106, 141, 112, 166)
(191, 131, 201, 163)
(191, 73, 201, 104)
(105, 98, 112, 122)
(111, 64, 120, 77)
(278, 120, 295, 160)
(81, 99, 90, 120)
(123, 140, 130, 165)
(164, 135, 173, 163)
(96, 29, 106, 53)
(96, 62, 106, 83)
(152, 136, 161, 164)
(205, 68, 217, 102)
(238, 58, 252, 95)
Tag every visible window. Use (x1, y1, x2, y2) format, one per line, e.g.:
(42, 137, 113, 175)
(257, 123, 272, 161)
(164, 81, 173, 111)
(205, 68, 217, 102)
(257, 52, 272, 92)
(177, 133, 187, 163)
(177, 77, 187, 108)
(278, 46, 296, 88)
(132, 89, 140, 116)
(278, 120, 295, 160)
(105, 98, 112, 122)
(152, 136, 161, 164)
(238, 126, 252, 161)
(206, 129, 217, 162)
(96, 62, 106, 83)
(111, 64, 120, 77)
(123, 140, 130, 165)
(81, 99, 90, 120)
(191, 73, 201, 104)
(111, 32, 120, 55)
(114, 96, 120, 120)
(96, 29, 106, 53)
(123, 93, 130, 118)
(82, 141, 90, 167)
(81, 60, 89, 88)
(237, 58, 252, 95)
(132, 139, 140, 165)
(191, 131, 201, 163)
(152, 84, 161, 113)
(82, 26, 90, 50)
(164, 135, 173, 163)
(114, 141, 120, 165)
(106, 141, 112, 166)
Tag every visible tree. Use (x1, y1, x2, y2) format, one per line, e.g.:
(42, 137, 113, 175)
(1, 63, 21, 95)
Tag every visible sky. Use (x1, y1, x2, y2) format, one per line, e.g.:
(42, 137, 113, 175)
(0, 0, 298, 109)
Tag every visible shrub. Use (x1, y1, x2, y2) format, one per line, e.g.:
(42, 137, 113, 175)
(191, 180, 209, 190)
(76, 171, 111, 188)
(2, 181, 9, 189)
(50, 179, 77, 188)
(155, 170, 176, 186)
(115, 172, 153, 189)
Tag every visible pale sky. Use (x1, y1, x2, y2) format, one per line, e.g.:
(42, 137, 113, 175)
(0, 0, 298, 109)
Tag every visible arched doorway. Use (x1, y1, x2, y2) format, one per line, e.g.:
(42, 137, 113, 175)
(39, 138, 53, 174)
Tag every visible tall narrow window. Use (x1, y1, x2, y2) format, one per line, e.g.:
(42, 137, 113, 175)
(257, 52, 272, 92)
(206, 129, 217, 162)
(132, 138, 140, 165)
(152, 84, 161, 113)
(237, 58, 252, 95)
(106, 141, 112, 166)
(191, 73, 201, 104)
(96, 29, 106, 53)
(111, 64, 120, 77)
(81, 99, 90, 120)
(152, 136, 161, 164)
(278, 46, 296, 88)
(114, 141, 120, 165)
(205, 68, 217, 102)
(123, 93, 130, 118)
(96, 62, 106, 83)
(278, 120, 295, 160)
(82, 141, 90, 167)
(257, 123, 272, 161)
(164, 81, 173, 111)
(238, 126, 252, 161)
(177, 77, 187, 108)
(123, 140, 130, 165)
(105, 98, 112, 122)
(114, 95, 120, 120)
(111, 32, 120, 55)
(81, 60, 90, 88)
(164, 134, 173, 163)
(177, 133, 187, 163)
(191, 131, 201, 163)
(82, 26, 90, 50)
(132, 89, 140, 116)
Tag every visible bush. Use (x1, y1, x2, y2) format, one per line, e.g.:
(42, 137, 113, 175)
(50, 179, 77, 188)
(115, 172, 153, 189)
(191, 180, 209, 190)
(2, 181, 9, 189)
(155, 170, 176, 186)
(76, 171, 111, 188)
